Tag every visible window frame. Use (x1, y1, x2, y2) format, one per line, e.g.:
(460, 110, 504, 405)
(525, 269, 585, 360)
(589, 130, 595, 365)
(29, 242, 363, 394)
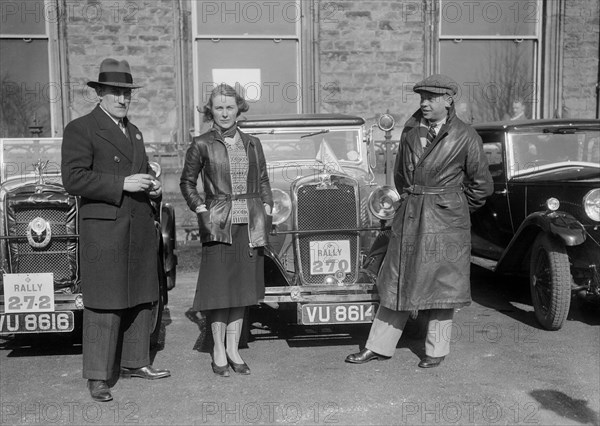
(0, 0, 65, 137)
(190, 0, 315, 135)
(433, 0, 546, 120)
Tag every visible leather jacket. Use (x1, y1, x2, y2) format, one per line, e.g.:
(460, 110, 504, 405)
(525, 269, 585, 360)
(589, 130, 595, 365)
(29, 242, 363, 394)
(180, 127, 273, 246)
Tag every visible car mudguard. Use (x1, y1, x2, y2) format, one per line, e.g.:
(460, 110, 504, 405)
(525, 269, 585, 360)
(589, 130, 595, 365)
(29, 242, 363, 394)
(263, 245, 293, 287)
(161, 203, 177, 272)
(495, 210, 586, 274)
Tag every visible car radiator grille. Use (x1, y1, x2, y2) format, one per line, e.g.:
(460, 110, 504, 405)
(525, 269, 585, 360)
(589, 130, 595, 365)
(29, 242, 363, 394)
(296, 181, 359, 285)
(5, 194, 78, 291)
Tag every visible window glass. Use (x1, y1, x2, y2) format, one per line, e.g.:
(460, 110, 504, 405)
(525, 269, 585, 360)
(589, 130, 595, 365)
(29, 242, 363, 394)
(0, 39, 51, 137)
(0, 0, 47, 35)
(195, 0, 299, 36)
(441, 39, 535, 123)
(196, 39, 299, 116)
(440, 0, 538, 37)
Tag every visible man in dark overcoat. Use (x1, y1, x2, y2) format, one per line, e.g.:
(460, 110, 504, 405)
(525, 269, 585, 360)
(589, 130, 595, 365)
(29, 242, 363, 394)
(346, 74, 493, 368)
(61, 58, 170, 402)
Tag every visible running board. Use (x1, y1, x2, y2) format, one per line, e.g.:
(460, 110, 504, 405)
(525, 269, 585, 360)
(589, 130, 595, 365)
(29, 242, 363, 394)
(471, 255, 498, 271)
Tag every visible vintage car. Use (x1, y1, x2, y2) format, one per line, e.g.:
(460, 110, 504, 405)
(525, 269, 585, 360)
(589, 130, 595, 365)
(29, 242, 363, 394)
(236, 114, 398, 329)
(470, 119, 600, 330)
(0, 137, 177, 345)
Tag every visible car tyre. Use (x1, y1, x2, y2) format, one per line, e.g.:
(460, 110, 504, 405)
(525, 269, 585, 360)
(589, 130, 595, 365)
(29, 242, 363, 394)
(529, 233, 572, 330)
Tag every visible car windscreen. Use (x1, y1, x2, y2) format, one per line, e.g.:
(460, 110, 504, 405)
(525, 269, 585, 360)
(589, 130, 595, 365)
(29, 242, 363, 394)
(508, 130, 600, 176)
(0, 138, 62, 182)
(252, 129, 362, 163)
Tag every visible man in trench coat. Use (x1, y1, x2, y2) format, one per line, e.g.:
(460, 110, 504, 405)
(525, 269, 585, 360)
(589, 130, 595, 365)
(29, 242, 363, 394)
(346, 74, 493, 368)
(61, 58, 170, 402)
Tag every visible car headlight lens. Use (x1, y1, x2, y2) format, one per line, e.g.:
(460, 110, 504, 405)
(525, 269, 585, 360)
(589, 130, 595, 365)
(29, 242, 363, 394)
(545, 197, 560, 211)
(149, 161, 162, 178)
(368, 186, 400, 220)
(583, 189, 600, 222)
(272, 188, 292, 225)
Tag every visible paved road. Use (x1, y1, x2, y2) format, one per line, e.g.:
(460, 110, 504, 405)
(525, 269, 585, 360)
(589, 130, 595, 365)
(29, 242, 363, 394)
(1, 267, 599, 425)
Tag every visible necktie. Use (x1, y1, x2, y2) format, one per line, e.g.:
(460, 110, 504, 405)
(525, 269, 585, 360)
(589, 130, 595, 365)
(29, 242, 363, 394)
(426, 123, 436, 147)
(119, 120, 129, 139)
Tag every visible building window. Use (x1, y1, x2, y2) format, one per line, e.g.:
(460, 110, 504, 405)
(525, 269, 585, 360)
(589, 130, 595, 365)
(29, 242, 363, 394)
(437, 0, 542, 123)
(191, 0, 314, 134)
(1, 0, 63, 137)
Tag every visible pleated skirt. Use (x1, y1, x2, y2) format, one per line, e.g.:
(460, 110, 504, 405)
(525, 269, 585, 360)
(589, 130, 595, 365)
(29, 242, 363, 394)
(192, 224, 265, 311)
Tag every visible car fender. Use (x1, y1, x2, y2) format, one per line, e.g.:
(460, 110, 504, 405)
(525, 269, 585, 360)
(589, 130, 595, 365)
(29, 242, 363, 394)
(495, 211, 586, 274)
(264, 244, 293, 287)
(160, 203, 177, 272)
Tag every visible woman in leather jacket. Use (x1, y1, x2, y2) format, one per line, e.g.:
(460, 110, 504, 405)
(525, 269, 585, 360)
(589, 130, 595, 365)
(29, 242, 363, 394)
(180, 84, 273, 377)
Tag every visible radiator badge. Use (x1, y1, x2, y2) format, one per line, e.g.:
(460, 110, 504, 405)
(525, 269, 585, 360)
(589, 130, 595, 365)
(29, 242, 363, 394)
(27, 217, 52, 248)
(316, 174, 338, 190)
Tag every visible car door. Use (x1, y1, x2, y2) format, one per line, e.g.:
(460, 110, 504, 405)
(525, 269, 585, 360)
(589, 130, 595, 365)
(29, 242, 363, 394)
(471, 130, 514, 260)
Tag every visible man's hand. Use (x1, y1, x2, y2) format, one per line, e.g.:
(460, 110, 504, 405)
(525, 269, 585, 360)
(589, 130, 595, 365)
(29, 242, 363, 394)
(148, 179, 162, 198)
(123, 173, 156, 193)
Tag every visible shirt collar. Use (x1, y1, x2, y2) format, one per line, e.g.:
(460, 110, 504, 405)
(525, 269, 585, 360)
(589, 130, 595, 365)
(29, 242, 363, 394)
(422, 117, 446, 130)
(99, 104, 125, 126)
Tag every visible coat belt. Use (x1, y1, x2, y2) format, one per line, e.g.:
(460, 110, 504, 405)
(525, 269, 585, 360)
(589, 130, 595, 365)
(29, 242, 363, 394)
(207, 193, 261, 228)
(404, 184, 464, 195)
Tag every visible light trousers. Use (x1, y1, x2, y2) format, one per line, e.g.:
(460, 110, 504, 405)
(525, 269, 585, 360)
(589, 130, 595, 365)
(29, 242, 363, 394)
(365, 305, 454, 358)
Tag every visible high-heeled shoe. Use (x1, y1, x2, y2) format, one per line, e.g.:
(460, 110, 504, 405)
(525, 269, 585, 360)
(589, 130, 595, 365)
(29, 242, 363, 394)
(211, 361, 230, 377)
(226, 354, 250, 375)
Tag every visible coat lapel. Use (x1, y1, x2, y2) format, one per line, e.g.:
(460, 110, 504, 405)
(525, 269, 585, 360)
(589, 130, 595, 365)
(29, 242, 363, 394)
(91, 106, 134, 161)
(128, 120, 146, 173)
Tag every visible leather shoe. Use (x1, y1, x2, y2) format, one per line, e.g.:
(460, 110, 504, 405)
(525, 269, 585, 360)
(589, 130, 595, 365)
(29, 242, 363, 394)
(418, 356, 445, 368)
(345, 348, 390, 364)
(227, 355, 250, 375)
(120, 365, 171, 380)
(87, 380, 112, 402)
(211, 362, 230, 377)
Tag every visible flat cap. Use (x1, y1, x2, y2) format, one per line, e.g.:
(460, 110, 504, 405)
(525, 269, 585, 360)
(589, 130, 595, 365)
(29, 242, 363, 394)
(413, 74, 458, 96)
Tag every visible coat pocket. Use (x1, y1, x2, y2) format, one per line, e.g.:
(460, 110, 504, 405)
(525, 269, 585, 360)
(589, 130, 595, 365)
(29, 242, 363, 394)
(197, 211, 212, 235)
(434, 193, 469, 228)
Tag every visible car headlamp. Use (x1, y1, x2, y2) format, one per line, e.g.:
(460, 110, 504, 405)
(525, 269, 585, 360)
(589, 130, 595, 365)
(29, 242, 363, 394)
(368, 186, 400, 220)
(583, 189, 600, 222)
(545, 197, 560, 211)
(271, 188, 292, 225)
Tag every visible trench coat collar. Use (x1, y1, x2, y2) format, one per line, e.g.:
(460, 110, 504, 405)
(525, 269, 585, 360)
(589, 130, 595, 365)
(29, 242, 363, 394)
(405, 105, 457, 168)
(91, 105, 134, 162)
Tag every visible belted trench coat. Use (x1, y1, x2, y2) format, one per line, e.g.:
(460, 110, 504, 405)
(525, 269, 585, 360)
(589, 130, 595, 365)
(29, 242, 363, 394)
(179, 127, 273, 247)
(377, 107, 493, 311)
(61, 106, 159, 310)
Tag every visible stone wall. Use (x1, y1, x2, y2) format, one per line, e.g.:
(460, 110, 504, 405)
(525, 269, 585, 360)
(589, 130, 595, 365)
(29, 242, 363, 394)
(316, 0, 425, 130)
(562, 0, 600, 118)
(64, 0, 179, 145)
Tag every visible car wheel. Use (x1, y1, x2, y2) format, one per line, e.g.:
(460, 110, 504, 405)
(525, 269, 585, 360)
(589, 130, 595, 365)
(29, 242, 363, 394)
(529, 233, 572, 330)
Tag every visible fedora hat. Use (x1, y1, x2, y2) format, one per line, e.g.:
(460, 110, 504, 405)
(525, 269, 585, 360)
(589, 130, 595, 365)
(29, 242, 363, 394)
(87, 58, 142, 89)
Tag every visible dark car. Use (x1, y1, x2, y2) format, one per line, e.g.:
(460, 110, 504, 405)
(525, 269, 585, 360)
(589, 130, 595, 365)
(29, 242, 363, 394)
(470, 119, 600, 330)
(0, 137, 177, 345)
(237, 114, 398, 329)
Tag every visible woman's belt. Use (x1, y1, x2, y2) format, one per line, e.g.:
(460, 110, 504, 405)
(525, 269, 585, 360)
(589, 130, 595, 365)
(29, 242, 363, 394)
(207, 193, 261, 228)
(403, 184, 464, 195)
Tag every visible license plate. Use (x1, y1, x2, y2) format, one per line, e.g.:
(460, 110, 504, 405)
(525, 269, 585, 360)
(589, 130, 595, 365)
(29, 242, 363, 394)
(3, 273, 55, 313)
(309, 240, 351, 275)
(299, 302, 378, 325)
(0, 311, 74, 334)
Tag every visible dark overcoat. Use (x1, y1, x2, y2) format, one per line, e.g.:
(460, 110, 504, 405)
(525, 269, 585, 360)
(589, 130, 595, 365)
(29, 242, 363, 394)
(377, 107, 493, 311)
(61, 106, 159, 310)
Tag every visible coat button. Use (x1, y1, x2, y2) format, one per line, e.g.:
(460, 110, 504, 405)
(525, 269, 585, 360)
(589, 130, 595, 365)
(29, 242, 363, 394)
(114, 156, 120, 163)
(408, 164, 414, 171)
